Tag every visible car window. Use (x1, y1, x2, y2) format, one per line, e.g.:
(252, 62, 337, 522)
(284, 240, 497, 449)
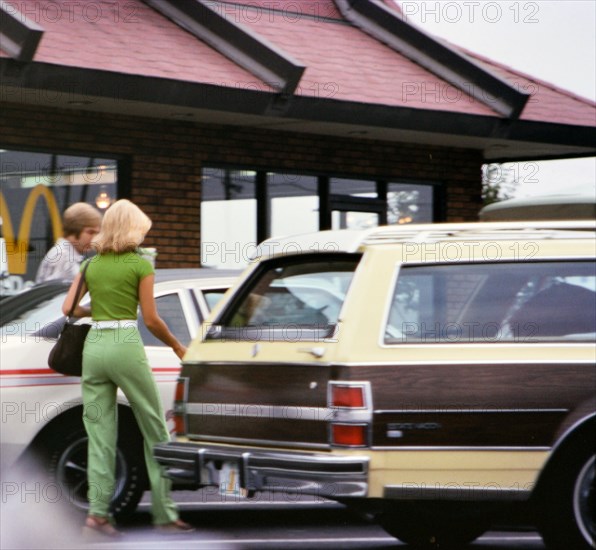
(1, 291, 70, 339)
(213, 254, 360, 341)
(384, 261, 596, 344)
(203, 288, 230, 311)
(0, 284, 69, 326)
(138, 292, 191, 347)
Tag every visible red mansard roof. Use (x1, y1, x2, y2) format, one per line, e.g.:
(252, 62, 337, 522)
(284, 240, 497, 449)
(1, 0, 270, 89)
(2, 0, 593, 123)
(0, 0, 594, 161)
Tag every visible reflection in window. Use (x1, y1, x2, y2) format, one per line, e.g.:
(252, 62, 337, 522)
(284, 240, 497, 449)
(203, 288, 230, 311)
(214, 255, 360, 341)
(269, 173, 319, 236)
(139, 293, 190, 347)
(387, 183, 433, 224)
(1, 289, 69, 339)
(332, 206, 379, 230)
(200, 167, 438, 268)
(385, 262, 596, 344)
(201, 168, 257, 269)
(0, 149, 117, 284)
(330, 178, 379, 230)
(330, 178, 376, 196)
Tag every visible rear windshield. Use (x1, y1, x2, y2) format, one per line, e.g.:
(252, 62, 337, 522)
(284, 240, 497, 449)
(384, 261, 596, 344)
(210, 254, 360, 341)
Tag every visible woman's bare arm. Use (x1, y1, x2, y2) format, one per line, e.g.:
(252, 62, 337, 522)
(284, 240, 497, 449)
(138, 274, 187, 359)
(62, 272, 91, 318)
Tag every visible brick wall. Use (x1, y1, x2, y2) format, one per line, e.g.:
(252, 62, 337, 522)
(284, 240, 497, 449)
(0, 102, 484, 267)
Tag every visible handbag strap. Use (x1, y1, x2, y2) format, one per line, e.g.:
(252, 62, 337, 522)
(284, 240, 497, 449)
(66, 260, 90, 319)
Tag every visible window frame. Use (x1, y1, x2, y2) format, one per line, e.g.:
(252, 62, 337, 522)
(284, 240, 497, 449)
(206, 252, 362, 343)
(382, 259, 596, 345)
(200, 165, 443, 264)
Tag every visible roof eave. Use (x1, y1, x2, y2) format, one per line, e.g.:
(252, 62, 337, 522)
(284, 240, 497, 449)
(0, 0, 44, 62)
(0, 60, 593, 162)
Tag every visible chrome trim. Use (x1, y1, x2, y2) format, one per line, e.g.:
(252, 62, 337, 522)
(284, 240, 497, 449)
(384, 484, 533, 502)
(183, 360, 333, 367)
(154, 442, 369, 498)
(184, 357, 594, 367)
(327, 381, 372, 410)
(379, 262, 401, 348)
(327, 381, 374, 447)
(185, 433, 330, 451)
(328, 358, 595, 366)
(380, 341, 596, 349)
(361, 222, 596, 245)
(186, 403, 334, 422)
(327, 381, 374, 424)
(370, 445, 552, 451)
(374, 408, 569, 414)
(378, 256, 596, 348)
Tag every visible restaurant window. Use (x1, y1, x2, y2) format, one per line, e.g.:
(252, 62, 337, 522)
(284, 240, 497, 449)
(201, 167, 438, 269)
(201, 168, 257, 268)
(330, 177, 382, 230)
(387, 182, 434, 224)
(269, 173, 319, 236)
(0, 149, 118, 293)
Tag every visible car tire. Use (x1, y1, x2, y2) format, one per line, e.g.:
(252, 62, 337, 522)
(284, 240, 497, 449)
(377, 505, 490, 548)
(42, 411, 147, 518)
(538, 443, 595, 550)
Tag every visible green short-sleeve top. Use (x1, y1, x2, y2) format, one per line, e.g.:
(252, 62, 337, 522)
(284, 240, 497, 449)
(82, 251, 154, 321)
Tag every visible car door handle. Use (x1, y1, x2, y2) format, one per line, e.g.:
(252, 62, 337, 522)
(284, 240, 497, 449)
(297, 347, 326, 358)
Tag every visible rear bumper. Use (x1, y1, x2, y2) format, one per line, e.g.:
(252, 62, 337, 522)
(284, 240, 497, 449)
(154, 442, 369, 498)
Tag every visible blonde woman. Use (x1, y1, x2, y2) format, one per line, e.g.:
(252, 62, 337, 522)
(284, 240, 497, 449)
(62, 199, 193, 536)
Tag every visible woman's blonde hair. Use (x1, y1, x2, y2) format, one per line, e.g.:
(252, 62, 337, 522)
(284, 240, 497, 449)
(92, 199, 152, 253)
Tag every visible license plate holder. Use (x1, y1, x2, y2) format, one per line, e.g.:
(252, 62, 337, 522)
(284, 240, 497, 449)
(219, 461, 246, 497)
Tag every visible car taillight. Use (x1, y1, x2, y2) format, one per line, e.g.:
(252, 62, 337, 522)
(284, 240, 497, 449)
(328, 382, 372, 448)
(330, 385, 365, 408)
(332, 424, 368, 446)
(173, 377, 188, 436)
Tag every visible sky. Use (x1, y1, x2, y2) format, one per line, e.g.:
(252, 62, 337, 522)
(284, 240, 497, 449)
(396, 0, 596, 198)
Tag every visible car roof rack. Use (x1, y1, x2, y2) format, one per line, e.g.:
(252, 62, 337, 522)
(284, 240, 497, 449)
(253, 221, 595, 259)
(362, 220, 596, 246)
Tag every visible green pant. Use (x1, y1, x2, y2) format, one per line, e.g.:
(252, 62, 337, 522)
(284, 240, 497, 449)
(82, 326, 178, 525)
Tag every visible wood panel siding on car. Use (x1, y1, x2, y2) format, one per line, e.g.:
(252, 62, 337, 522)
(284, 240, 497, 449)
(334, 362, 594, 448)
(182, 361, 332, 446)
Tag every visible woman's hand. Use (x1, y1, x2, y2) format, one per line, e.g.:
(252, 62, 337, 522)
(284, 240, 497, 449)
(139, 274, 188, 359)
(173, 344, 187, 360)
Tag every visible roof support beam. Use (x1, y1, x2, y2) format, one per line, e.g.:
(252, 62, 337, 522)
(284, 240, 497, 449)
(334, 0, 529, 118)
(143, 0, 305, 96)
(0, 0, 43, 62)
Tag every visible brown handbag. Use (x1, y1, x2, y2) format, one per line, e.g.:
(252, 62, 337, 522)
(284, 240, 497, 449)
(48, 262, 91, 376)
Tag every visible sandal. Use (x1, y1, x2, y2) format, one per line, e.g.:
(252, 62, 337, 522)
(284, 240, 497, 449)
(155, 519, 195, 533)
(82, 515, 122, 537)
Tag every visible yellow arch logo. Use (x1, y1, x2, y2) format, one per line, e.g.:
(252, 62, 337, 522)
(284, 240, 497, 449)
(0, 184, 63, 275)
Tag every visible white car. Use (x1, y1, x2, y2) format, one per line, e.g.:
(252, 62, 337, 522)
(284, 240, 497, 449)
(0, 268, 239, 516)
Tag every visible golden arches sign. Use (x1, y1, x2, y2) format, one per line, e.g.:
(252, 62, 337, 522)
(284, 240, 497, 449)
(0, 184, 63, 275)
